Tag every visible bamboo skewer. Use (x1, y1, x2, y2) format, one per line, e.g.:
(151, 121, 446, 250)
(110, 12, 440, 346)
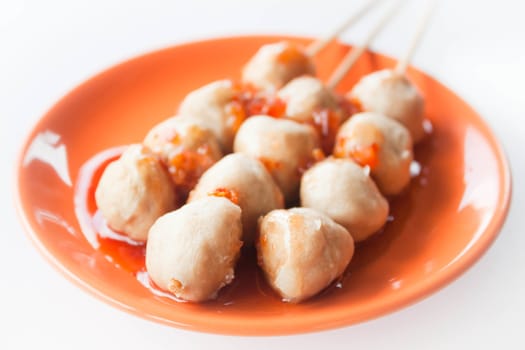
(326, 0, 405, 89)
(395, 0, 437, 75)
(306, 0, 384, 57)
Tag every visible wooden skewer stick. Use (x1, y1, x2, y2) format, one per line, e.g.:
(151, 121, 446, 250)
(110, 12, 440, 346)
(326, 0, 405, 90)
(306, 0, 384, 57)
(395, 0, 437, 75)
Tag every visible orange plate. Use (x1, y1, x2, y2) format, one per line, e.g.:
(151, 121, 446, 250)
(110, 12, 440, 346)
(15, 36, 512, 335)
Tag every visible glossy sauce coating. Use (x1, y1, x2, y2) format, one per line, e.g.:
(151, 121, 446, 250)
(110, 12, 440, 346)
(143, 116, 223, 201)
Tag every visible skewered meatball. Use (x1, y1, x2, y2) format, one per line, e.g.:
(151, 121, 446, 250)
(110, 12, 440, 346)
(95, 144, 177, 242)
(348, 69, 426, 143)
(146, 196, 243, 302)
(334, 112, 413, 196)
(278, 76, 348, 153)
(300, 158, 389, 242)
(242, 41, 315, 91)
(189, 153, 284, 246)
(278, 76, 345, 123)
(178, 80, 242, 152)
(257, 207, 354, 303)
(234, 115, 320, 203)
(143, 115, 223, 199)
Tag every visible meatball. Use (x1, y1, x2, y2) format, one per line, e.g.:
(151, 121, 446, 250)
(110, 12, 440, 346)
(242, 41, 315, 91)
(189, 153, 284, 246)
(95, 144, 177, 242)
(257, 207, 354, 303)
(300, 158, 389, 242)
(146, 196, 243, 302)
(234, 115, 320, 203)
(278, 76, 348, 153)
(277, 76, 345, 124)
(143, 115, 223, 199)
(334, 112, 413, 196)
(348, 69, 426, 143)
(178, 80, 242, 152)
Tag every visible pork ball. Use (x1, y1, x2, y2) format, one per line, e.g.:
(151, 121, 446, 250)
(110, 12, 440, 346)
(178, 80, 242, 152)
(278, 76, 348, 153)
(242, 41, 315, 91)
(348, 69, 426, 143)
(277, 76, 345, 123)
(143, 115, 223, 198)
(234, 115, 320, 203)
(300, 158, 389, 242)
(189, 153, 284, 246)
(95, 144, 177, 242)
(334, 112, 413, 196)
(146, 196, 243, 302)
(257, 207, 354, 303)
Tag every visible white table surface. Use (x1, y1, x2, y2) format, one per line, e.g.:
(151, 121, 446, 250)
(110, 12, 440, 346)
(2, 0, 524, 348)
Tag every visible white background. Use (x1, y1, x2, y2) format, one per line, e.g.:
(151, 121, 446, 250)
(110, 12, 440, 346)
(1, 0, 524, 348)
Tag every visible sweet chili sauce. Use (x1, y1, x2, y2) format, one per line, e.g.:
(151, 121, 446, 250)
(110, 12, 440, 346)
(230, 82, 287, 119)
(334, 138, 381, 169)
(276, 44, 307, 65)
(309, 108, 342, 154)
(148, 123, 219, 202)
(310, 96, 361, 154)
(74, 147, 146, 275)
(208, 187, 240, 205)
(167, 143, 216, 201)
(297, 148, 326, 176)
(333, 118, 383, 170)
